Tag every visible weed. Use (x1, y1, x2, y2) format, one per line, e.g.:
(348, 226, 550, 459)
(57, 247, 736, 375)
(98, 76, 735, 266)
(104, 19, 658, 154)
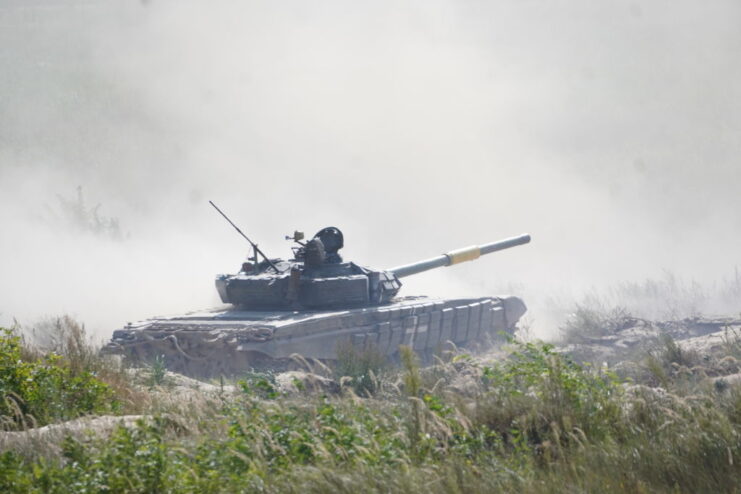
(721, 325, 741, 359)
(147, 355, 168, 388)
(48, 186, 125, 240)
(400, 346, 422, 458)
(334, 341, 386, 396)
(237, 370, 279, 399)
(560, 302, 634, 342)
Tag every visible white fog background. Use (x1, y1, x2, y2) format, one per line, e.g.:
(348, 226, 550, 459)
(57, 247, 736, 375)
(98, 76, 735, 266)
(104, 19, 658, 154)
(1, 0, 740, 340)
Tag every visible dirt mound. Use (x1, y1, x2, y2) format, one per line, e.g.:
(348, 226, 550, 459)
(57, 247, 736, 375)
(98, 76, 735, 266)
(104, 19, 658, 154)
(560, 317, 741, 383)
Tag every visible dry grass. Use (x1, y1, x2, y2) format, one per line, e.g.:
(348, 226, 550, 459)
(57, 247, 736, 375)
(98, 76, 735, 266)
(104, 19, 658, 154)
(1, 313, 741, 493)
(555, 271, 741, 342)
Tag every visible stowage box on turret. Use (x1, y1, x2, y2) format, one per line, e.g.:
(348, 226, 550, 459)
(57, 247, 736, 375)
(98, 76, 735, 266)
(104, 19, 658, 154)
(104, 205, 531, 377)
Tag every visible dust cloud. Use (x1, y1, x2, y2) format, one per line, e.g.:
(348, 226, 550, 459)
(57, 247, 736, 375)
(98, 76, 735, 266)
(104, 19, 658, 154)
(1, 0, 740, 340)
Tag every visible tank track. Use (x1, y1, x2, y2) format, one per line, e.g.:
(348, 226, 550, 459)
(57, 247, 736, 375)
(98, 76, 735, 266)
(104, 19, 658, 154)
(104, 296, 526, 377)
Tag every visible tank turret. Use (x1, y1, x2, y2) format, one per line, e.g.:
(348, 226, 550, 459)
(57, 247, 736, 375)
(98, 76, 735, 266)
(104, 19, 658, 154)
(215, 227, 530, 310)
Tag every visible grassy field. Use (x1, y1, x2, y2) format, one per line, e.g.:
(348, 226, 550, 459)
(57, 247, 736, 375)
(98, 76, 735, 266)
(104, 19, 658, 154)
(1, 314, 740, 493)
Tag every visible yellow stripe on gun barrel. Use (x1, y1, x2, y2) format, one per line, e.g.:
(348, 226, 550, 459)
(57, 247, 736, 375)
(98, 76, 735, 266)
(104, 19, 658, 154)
(445, 245, 481, 265)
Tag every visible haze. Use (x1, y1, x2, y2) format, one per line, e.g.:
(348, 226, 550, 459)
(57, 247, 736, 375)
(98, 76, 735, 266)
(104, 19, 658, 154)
(1, 0, 739, 340)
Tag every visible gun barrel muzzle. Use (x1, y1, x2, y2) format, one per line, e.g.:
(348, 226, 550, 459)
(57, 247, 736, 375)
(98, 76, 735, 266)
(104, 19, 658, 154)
(388, 233, 531, 279)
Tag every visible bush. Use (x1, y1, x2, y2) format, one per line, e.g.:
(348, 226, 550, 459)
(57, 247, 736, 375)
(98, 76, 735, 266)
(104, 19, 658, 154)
(0, 328, 117, 429)
(476, 342, 623, 450)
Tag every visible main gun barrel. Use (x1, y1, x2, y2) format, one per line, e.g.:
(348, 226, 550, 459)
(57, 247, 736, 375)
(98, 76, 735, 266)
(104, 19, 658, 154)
(388, 233, 531, 279)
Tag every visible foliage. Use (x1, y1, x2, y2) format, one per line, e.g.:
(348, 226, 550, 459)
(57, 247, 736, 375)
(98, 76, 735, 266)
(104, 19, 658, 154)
(0, 328, 116, 429)
(236, 370, 279, 400)
(475, 341, 623, 455)
(334, 341, 386, 396)
(1, 336, 740, 493)
(147, 355, 168, 388)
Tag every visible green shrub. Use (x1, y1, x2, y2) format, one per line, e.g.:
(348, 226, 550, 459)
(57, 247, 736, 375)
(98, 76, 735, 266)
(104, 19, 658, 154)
(236, 370, 279, 399)
(147, 354, 168, 388)
(476, 342, 623, 448)
(0, 328, 116, 429)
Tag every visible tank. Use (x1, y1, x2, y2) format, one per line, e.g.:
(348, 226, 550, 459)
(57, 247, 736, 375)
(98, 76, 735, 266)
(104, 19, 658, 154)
(104, 209, 531, 377)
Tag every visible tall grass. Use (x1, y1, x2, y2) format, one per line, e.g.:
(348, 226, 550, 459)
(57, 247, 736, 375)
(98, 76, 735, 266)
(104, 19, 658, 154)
(1, 317, 740, 493)
(555, 271, 741, 343)
(334, 341, 386, 396)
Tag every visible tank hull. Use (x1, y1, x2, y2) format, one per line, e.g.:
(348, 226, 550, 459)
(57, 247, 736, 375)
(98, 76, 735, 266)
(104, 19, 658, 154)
(104, 295, 526, 377)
